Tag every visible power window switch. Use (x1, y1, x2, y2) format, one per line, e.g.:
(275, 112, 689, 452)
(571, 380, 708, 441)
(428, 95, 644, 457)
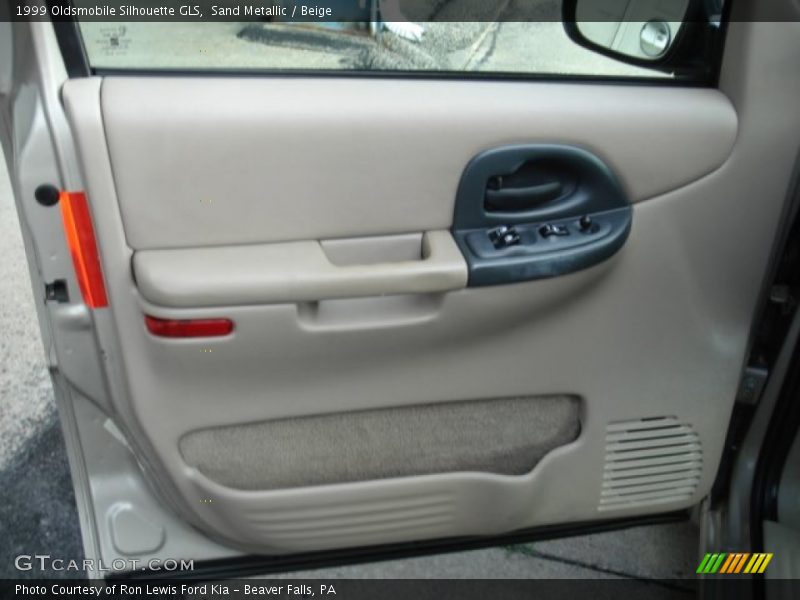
(539, 223, 569, 237)
(488, 225, 520, 249)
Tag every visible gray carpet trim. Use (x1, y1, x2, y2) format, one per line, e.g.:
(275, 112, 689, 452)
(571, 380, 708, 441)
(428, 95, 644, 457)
(180, 396, 581, 491)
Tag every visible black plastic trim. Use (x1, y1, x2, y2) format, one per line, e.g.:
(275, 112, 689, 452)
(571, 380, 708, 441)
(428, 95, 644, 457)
(91, 66, 714, 87)
(452, 145, 632, 287)
(48, 10, 91, 78)
(109, 511, 689, 581)
(707, 0, 733, 88)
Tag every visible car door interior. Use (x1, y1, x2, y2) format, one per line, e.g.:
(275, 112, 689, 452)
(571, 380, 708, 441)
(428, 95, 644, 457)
(5, 7, 800, 567)
(65, 74, 741, 553)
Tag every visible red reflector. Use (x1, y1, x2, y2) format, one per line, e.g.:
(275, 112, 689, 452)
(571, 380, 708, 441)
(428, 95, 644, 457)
(59, 191, 108, 308)
(144, 316, 234, 338)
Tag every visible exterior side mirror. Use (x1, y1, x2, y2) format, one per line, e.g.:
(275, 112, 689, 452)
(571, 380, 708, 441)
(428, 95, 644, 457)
(562, 0, 722, 74)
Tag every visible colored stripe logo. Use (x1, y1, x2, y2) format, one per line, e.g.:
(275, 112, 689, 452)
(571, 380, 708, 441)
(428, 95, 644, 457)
(697, 553, 773, 574)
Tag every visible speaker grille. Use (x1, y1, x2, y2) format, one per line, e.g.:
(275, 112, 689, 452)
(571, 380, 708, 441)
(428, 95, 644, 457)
(599, 417, 702, 511)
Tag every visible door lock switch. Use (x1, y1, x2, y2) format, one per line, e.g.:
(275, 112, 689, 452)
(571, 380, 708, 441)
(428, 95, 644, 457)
(539, 223, 569, 238)
(488, 225, 520, 249)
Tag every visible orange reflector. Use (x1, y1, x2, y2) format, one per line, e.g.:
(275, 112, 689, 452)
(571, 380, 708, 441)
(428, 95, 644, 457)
(144, 316, 234, 338)
(59, 191, 108, 308)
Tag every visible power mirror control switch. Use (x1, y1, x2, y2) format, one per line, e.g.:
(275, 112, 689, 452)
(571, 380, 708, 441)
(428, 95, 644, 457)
(488, 225, 520, 249)
(539, 223, 569, 237)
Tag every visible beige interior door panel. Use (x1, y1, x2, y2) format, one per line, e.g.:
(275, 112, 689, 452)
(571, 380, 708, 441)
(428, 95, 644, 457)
(53, 19, 800, 556)
(101, 77, 737, 250)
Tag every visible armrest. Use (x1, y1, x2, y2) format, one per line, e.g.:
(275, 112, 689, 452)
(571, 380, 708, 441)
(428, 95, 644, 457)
(133, 231, 468, 307)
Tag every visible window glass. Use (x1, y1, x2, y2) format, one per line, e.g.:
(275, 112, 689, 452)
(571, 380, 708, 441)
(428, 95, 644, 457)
(74, 0, 713, 78)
